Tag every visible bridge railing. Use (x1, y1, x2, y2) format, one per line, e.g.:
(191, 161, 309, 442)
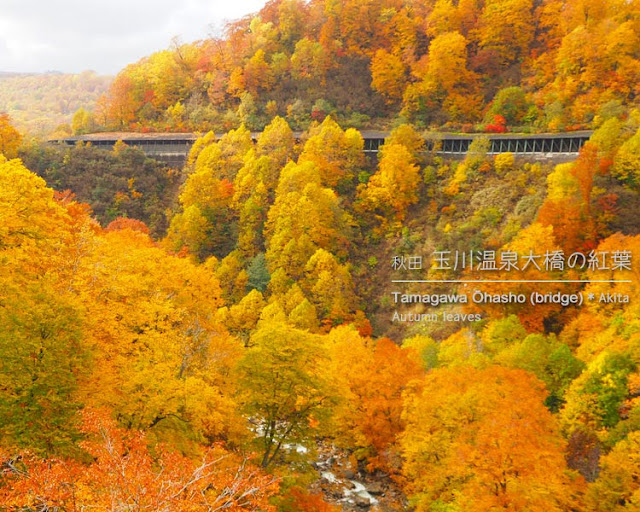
(51, 131, 592, 160)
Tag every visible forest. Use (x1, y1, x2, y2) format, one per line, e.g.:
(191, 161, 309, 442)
(0, 72, 111, 136)
(1, 0, 640, 511)
(84, 0, 640, 134)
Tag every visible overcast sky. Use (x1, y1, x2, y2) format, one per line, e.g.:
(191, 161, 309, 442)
(0, 0, 267, 75)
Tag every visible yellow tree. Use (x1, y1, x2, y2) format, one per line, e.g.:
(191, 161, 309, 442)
(371, 49, 406, 103)
(256, 115, 295, 168)
(193, 125, 253, 182)
(298, 116, 364, 189)
(0, 114, 22, 159)
(401, 366, 584, 512)
(290, 38, 329, 83)
(407, 30, 480, 121)
(302, 248, 358, 327)
(265, 161, 352, 279)
(75, 225, 245, 445)
(613, 128, 640, 189)
(221, 289, 267, 346)
(427, 31, 473, 93)
(0, 158, 89, 455)
(385, 123, 425, 159)
(360, 143, 421, 221)
(587, 431, 640, 511)
(166, 168, 235, 258)
(476, 0, 535, 66)
(244, 49, 274, 94)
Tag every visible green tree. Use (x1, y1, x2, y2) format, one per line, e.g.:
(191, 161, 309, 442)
(247, 252, 271, 292)
(237, 321, 335, 467)
(485, 86, 530, 125)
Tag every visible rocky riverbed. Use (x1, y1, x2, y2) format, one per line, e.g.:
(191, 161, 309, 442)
(308, 443, 408, 511)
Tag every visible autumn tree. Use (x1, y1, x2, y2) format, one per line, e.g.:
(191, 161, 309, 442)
(537, 143, 602, 254)
(427, 31, 474, 95)
(167, 129, 256, 258)
(220, 289, 267, 345)
(265, 160, 352, 279)
(384, 123, 425, 159)
(256, 115, 296, 168)
(237, 321, 336, 467)
(167, 174, 235, 258)
(403, 30, 480, 123)
(0, 158, 88, 455)
(612, 128, 640, 189)
(359, 142, 421, 221)
(71, 107, 96, 134)
(371, 49, 406, 103)
(467, 222, 574, 331)
(401, 366, 584, 512)
(244, 49, 274, 95)
(560, 352, 636, 436)
(0, 409, 279, 511)
(587, 431, 640, 511)
(298, 116, 364, 189)
(476, 0, 535, 66)
(193, 125, 253, 182)
(291, 38, 329, 84)
(75, 226, 245, 444)
(0, 113, 22, 159)
(302, 248, 358, 327)
(328, 327, 423, 471)
(495, 333, 585, 410)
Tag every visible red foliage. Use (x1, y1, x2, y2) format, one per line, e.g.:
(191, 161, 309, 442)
(143, 89, 155, 105)
(53, 189, 77, 203)
(105, 217, 151, 234)
(281, 487, 339, 512)
(219, 178, 235, 198)
(486, 114, 507, 133)
(0, 409, 279, 511)
(311, 108, 327, 122)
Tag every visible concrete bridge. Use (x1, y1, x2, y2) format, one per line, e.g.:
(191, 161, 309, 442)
(51, 130, 592, 166)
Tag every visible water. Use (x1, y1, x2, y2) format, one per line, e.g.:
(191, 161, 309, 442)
(320, 469, 378, 506)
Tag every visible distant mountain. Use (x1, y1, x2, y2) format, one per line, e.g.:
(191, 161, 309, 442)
(0, 71, 111, 137)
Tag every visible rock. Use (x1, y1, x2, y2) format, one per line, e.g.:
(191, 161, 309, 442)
(327, 489, 343, 500)
(344, 469, 356, 479)
(354, 496, 371, 508)
(366, 482, 385, 495)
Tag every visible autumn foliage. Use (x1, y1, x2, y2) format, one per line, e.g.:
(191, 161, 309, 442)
(87, 0, 640, 133)
(4, 1, 640, 509)
(0, 409, 279, 511)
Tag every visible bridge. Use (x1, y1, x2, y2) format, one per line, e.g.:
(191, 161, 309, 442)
(51, 130, 592, 165)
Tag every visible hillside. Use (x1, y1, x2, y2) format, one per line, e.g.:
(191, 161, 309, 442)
(93, 0, 640, 134)
(2, 0, 640, 511)
(5, 111, 640, 510)
(0, 71, 111, 136)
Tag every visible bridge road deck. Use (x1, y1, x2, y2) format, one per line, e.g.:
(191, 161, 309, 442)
(51, 130, 592, 165)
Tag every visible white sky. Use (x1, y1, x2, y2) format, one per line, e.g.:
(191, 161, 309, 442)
(0, 0, 267, 75)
